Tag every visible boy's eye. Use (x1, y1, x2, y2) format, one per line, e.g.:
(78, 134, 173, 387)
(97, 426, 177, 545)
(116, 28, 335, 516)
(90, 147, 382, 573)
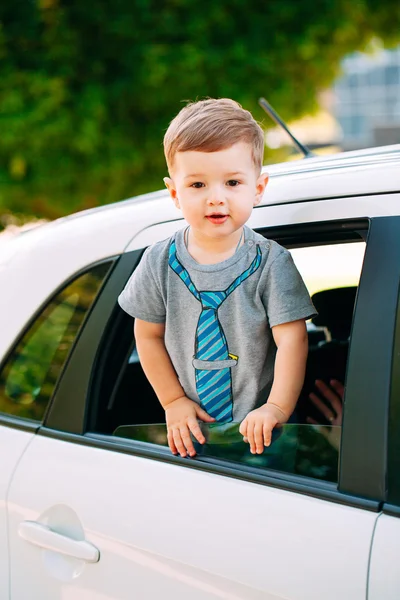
(227, 180, 240, 187)
(190, 182, 205, 188)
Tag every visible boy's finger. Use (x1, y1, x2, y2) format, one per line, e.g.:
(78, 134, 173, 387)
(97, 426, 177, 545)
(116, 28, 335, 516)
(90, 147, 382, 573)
(239, 420, 247, 437)
(167, 430, 178, 455)
(254, 423, 264, 454)
(246, 422, 256, 454)
(179, 425, 196, 457)
(195, 406, 216, 422)
(172, 428, 187, 458)
(188, 418, 206, 445)
(263, 423, 272, 447)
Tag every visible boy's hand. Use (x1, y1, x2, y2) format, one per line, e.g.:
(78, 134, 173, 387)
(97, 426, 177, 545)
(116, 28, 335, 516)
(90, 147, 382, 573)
(239, 403, 288, 454)
(165, 397, 215, 458)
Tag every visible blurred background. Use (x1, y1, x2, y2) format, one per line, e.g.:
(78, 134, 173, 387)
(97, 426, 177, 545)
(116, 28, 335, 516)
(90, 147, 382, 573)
(1, 0, 399, 236)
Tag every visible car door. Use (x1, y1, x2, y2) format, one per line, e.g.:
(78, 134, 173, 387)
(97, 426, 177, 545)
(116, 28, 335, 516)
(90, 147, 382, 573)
(7, 214, 400, 600)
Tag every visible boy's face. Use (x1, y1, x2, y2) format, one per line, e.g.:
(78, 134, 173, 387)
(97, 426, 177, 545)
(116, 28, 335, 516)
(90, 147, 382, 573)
(164, 142, 268, 241)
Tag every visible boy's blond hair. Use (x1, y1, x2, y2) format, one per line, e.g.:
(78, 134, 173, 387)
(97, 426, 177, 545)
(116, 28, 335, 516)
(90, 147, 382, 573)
(164, 98, 264, 173)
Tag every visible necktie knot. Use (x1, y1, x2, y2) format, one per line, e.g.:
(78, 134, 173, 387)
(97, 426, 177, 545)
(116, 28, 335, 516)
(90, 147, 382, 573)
(199, 291, 227, 309)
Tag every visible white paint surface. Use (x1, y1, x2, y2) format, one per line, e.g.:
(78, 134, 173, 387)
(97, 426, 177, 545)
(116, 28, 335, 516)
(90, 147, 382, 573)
(0, 426, 34, 599)
(8, 435, 377, 600)
(368, 514, 400, 600)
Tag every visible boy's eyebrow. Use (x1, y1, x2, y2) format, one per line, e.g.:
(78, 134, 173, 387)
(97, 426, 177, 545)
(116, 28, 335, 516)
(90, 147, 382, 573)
(184, 171, 246, 180)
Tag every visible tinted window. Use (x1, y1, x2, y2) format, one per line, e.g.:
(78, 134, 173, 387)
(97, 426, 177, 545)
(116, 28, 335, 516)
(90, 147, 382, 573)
(0, 262, 111, 422)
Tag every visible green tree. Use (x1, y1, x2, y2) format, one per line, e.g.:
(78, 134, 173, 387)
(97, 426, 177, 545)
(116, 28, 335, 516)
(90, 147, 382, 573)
(0, 0, 399, 221)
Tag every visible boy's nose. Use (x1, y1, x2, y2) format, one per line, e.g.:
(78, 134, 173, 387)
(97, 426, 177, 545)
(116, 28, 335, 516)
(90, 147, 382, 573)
(207, 188, 226, 205)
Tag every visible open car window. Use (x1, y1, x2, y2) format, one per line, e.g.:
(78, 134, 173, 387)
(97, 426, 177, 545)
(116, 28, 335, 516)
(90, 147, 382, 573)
(88, 224, 367, 488)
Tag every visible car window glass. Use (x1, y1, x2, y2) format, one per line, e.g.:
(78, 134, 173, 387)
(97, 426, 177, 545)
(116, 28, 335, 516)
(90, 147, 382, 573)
(95, 237, 366, 485)
(114, 422, 341, 483)
(0, 262, 112, 422)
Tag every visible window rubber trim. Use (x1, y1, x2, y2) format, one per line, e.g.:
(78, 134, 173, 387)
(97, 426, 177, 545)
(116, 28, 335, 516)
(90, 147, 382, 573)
(0, 414, 40, 433)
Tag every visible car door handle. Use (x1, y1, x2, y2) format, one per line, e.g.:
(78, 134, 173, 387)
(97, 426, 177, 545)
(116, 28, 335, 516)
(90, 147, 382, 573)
(18, 520, 100, 563)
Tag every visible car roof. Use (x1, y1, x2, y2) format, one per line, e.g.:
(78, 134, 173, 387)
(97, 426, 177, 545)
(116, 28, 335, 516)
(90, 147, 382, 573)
(58, 142, 400, 219)
(2, 142, 399, 256)
(2, 143, 399, 267)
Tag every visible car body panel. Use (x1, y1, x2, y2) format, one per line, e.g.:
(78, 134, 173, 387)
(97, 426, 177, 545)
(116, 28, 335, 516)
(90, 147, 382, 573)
(127, 193, 400, 251)
(0, 425, 35, 600)
(8, 434, 376, 600)
(368, 514, 400, 599)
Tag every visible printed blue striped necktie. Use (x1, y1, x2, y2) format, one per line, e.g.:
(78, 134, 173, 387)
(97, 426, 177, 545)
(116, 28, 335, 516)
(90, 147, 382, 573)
(169, 238, 261, 422)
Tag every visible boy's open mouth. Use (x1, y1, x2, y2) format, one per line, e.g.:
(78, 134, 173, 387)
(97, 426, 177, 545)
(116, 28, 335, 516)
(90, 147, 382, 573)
(206, 214, 228, 224)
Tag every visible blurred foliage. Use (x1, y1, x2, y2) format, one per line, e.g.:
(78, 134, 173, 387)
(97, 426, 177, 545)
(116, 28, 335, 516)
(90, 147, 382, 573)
(0, 261, 110, 421)
(0, 0, 399, 220)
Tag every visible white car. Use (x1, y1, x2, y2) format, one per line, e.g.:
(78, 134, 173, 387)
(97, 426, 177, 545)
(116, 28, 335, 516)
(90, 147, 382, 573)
(1, 144, 400, 600)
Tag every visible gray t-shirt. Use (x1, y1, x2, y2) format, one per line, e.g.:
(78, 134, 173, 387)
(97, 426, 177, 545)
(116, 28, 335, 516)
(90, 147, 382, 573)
(118, 226, 317, 422)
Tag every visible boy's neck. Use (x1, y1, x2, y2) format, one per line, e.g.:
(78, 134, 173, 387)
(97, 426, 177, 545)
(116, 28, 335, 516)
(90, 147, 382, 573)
(186, 227, 245, 265)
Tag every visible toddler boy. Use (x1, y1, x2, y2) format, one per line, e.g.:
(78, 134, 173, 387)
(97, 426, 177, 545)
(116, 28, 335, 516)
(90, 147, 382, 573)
(118, 98, 316, 458)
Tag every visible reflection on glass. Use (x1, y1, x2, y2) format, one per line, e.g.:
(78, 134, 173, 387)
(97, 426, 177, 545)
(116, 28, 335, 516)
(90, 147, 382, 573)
(289, 241, 365, 297)
(0, 262, 111, 422)
(113, 422, 340, 483)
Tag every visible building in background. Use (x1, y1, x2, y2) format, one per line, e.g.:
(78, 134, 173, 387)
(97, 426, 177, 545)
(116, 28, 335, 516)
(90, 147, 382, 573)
(265, 44, 400, 158)
(333, 45, 400, 150)
(265, 102, 343, 158)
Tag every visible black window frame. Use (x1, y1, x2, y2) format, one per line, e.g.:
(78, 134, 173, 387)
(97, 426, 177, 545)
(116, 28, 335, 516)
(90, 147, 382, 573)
(36, 218, 375, 506)
(40, 215, 400, 512)
(339, 216, 400, 501)
(384, 283, 400, 517)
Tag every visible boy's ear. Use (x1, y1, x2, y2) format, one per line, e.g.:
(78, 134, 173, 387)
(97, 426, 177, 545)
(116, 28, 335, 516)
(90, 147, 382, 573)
(163, 177, 180, 209)
(254, 172, 269, 206)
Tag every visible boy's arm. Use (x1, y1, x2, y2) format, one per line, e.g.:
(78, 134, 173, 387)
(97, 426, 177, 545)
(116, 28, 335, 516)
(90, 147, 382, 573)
(134, 319, 185, 406)
(239, 319, 308, 454)
(267, 319, 308, 418)
(134, 319, 215, 457)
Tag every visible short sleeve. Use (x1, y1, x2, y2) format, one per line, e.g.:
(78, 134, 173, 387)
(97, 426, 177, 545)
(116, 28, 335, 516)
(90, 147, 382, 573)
(118, 247, 166, 323)
(263, 249, 317, 328)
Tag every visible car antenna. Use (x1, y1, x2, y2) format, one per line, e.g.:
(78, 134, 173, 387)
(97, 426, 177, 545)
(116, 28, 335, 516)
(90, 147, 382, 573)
(258, 97, 314, 158)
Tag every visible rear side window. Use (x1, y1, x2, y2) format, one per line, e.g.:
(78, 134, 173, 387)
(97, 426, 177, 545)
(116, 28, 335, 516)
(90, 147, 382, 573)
(0, 262, 112, 422)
